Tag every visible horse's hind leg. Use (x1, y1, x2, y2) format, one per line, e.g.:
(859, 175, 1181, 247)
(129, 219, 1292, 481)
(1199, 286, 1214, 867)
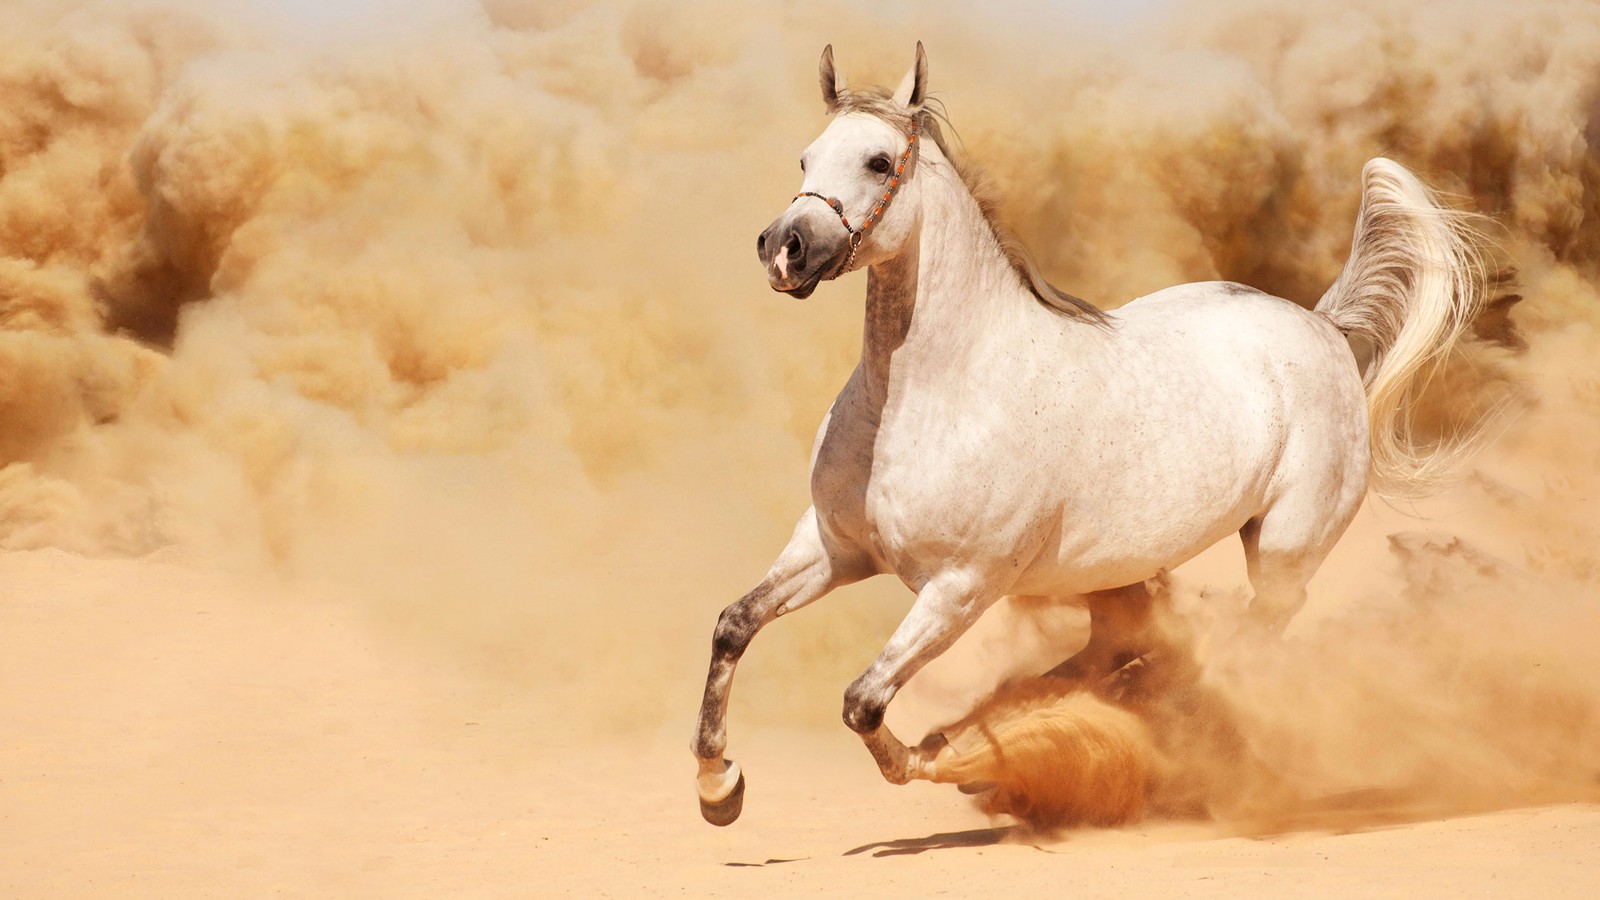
(1043, 574, 1166, 686)
(1240, 489, 1360, 634)
(691, 507, 862, 825)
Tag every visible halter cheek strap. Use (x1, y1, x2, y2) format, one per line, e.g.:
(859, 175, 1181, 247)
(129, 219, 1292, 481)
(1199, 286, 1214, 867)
(793, 130, 918, 276)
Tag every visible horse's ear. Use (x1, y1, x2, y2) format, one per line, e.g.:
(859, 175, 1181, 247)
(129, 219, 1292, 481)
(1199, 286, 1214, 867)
(819, 44, 843, 111)
(892, 41, 928, 108)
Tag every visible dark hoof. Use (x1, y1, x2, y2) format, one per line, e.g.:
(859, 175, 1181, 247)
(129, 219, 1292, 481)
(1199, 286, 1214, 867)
(700, 771, 746, 826)
(957, 780, 997, 795)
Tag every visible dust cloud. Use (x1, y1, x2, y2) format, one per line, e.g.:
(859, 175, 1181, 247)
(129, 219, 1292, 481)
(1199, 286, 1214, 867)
(924, 681, 1156, 829)
(1, 0, 1597, 828)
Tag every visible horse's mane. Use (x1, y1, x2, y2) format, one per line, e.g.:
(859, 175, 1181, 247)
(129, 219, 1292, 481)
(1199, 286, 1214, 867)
(831, 88, 1108, 326)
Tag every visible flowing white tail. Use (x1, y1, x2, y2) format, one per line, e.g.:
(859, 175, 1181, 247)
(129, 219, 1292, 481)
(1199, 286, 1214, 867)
(1316, 158, 1490, 500)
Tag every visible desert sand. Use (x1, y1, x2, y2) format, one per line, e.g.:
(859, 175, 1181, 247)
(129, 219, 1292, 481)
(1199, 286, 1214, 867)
(4, 548, 1598, 897)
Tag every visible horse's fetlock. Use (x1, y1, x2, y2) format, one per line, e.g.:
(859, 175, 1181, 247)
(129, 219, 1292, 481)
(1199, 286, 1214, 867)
(842, 679, 887, 734)
(691, 724, 725, 762)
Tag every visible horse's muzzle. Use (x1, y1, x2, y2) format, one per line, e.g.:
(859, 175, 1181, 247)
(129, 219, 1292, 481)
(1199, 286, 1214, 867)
(757, 216, 846, 298)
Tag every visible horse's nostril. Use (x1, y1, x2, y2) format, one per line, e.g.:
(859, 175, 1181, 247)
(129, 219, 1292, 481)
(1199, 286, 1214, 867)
(756, 231, 767, 254)
(785, 232, 804, 262)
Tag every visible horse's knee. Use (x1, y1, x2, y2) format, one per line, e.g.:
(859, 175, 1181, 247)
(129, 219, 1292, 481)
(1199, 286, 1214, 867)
(842, 675, 889, 734)
(711, 599, 762, 659)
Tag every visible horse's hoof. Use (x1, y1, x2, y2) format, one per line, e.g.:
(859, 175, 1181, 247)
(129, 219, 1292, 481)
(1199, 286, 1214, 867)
(957, 780, 997, 795)
(699, 771, 745, 826)
(698, 760, 745, 826)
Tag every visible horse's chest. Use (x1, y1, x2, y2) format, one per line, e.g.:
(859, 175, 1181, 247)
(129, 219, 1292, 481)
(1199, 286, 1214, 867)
(808, 412, 881, 551)
(810, 401, 1028, 577)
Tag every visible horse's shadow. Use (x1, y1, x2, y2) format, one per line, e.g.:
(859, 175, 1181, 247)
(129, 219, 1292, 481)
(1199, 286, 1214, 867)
(842, 825, 1014, 858)
(720, 825, 1013, 868)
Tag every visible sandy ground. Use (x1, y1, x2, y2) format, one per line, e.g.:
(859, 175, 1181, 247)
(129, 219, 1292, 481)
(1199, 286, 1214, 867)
(3, 548, 1598, 898)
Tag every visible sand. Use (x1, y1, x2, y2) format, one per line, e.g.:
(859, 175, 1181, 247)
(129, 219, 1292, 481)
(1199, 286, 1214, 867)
(4, 548, 1596, 898)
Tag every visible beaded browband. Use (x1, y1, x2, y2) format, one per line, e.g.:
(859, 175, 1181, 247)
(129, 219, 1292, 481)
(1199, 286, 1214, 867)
(793, 128, 918, 276)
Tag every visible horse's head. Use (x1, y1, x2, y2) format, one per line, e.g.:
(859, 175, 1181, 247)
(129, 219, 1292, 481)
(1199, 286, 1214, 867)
(757, 43, 929, 298)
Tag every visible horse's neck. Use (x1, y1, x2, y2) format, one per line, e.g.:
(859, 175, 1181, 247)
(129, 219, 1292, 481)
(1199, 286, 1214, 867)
(860, 161, 1050, 396)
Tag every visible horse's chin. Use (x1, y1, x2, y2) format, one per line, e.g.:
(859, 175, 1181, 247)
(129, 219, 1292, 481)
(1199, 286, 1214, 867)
(770, 251, 848, 299)
(771, 267, 826, 299)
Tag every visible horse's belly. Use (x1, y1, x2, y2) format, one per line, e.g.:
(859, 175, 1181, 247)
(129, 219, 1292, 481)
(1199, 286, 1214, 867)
(1016, 500, 1255, 595)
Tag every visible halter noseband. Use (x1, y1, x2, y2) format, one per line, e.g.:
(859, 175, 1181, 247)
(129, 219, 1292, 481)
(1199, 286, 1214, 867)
(793, 128, 918, 276)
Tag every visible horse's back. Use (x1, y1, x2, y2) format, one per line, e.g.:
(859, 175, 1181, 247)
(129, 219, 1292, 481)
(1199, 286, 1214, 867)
(1116, 281, 1340, 355)
(1115, 281, 1364, 415)
(1114, 280, 1368, 467)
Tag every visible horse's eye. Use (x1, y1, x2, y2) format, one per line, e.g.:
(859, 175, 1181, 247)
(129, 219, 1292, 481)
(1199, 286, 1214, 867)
(868, 156, 891, 175)
(800, 158, 806, 172)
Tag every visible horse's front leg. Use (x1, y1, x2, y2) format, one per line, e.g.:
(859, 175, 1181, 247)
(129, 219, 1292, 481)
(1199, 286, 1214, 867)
(692, 508, 858, 825)
(843, 570, 1001, 784)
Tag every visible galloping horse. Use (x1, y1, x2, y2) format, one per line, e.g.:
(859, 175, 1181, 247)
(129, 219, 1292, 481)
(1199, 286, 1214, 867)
(692, 42, 1486, 825)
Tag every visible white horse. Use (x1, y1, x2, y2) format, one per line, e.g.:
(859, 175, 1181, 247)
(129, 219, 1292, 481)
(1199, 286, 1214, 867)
(692, 42, 1485, 825)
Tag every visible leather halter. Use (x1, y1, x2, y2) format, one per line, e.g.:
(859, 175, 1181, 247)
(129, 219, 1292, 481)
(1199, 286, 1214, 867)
(793, 129, 918, 276)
